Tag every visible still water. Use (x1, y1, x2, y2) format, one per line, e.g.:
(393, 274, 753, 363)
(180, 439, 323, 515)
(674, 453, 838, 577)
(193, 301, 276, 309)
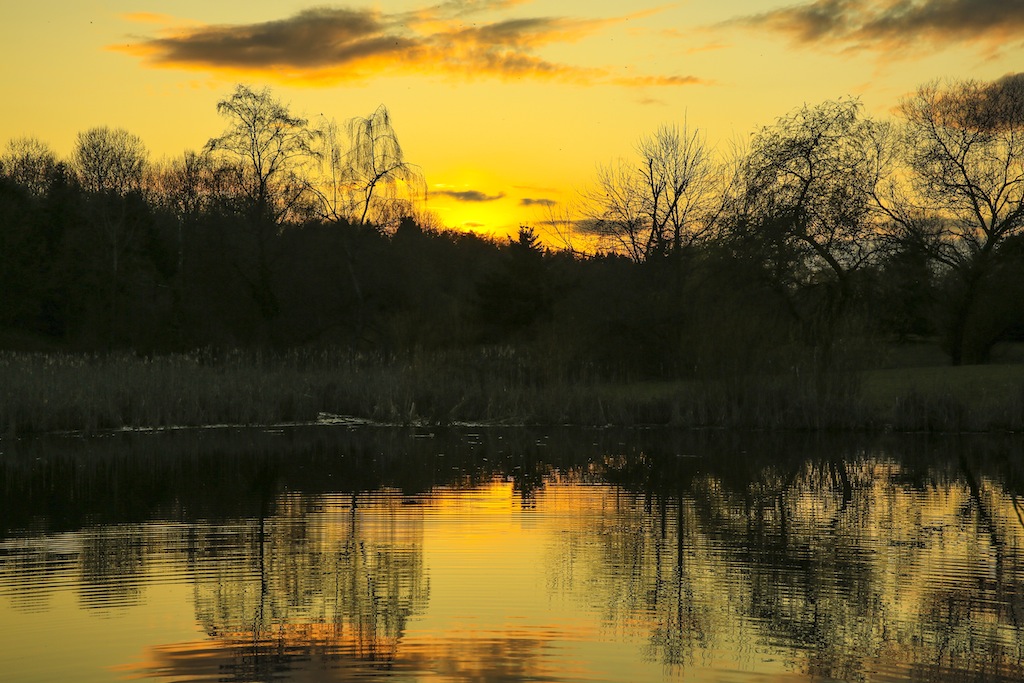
(1, 427, 1023, 682)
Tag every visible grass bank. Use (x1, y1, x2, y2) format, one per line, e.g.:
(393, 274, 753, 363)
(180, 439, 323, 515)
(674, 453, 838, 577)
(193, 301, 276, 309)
(862, 363, 1024, 432)
(1, 350, 1022, 435)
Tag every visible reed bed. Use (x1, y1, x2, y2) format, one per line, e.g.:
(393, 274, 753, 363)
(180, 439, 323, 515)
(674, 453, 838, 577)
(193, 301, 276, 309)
(1, 350, 1021, 435)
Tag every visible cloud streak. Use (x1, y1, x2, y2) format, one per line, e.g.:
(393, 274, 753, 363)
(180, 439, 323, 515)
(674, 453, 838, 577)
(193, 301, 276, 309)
(113, 4, 703, 87)
(520, 197, 556, 207)
(435, 189, 506, 202)
(728, 0, 1024, 55)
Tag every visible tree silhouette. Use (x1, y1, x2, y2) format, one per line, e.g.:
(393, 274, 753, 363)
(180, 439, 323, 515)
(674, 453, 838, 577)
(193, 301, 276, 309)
(204, 86, 320, 340)
(728, 99, 884, 358)
(739, 99, 878, 291)
(71, 127, 147, 196)
(892, 76, 1024, 363)
(320, 104, 424, 229)
(4, 76, 1024, 372)
(205, 85, 319, 225)
(0, 174, 49, 335)
(69, 127, 154, 346)
(584, 122, 717, 263)
(0, 137, 58, 198)
(473, 226, 554, 342)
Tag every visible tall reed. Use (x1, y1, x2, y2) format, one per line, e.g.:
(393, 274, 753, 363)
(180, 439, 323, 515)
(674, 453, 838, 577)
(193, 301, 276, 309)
(1, 350, 1020, 435)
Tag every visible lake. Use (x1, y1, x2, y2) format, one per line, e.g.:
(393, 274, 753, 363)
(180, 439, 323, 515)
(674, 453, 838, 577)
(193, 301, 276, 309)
(1, 426, 1023, 682)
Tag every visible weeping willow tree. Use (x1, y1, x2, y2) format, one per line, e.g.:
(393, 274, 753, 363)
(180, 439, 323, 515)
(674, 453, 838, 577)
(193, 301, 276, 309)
(319, 105, 425, 229)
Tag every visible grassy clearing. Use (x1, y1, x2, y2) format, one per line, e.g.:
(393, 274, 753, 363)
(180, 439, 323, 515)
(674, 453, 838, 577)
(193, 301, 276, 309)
(862, 363, 1024, 432)
(1, 349, 1022, 435)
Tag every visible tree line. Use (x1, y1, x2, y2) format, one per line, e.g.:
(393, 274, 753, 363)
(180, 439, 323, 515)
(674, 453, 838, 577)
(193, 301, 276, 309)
(1, 77, 1023, 377)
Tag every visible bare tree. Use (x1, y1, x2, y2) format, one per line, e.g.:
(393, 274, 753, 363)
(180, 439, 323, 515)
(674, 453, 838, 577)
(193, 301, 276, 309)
(586, 157, 648, 261)
(151, 149, 220, 278)
(205, 85, 319, 225)
(0, 136, 58, 197)
(892, 75, 1024, 363)
(158, 150, 214, 222)
(69, 127, 151, 345)
(203, 85, 321, 334)
(583, 122, 717, 262)
(72, 127, 148, 196)
(537, 203, 584, 256)
(318, 105, 425, 230)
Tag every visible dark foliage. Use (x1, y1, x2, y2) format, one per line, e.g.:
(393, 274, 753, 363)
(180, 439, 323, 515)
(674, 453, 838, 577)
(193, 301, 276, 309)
(2, 151, 1022, 379)
(3, 81, 1024, 376)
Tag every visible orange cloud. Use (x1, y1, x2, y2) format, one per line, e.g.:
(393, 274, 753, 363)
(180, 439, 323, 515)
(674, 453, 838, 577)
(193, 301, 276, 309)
(120, 12, 179, 24)
(110, 5, 704, 88)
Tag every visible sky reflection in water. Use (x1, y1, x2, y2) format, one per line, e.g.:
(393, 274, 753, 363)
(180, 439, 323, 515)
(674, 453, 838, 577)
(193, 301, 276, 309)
(1, 428, 1023, 682)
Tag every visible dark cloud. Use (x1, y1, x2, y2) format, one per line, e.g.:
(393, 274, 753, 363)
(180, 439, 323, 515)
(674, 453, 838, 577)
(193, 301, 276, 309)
(729, 0, 1024, 54)
(137, 9, 413, 69)
(435, 189, 506, 202)
(458, 17, 565, 46)
(520, 197, 556, 207)
(912, 71, 1024, 130)
(114, 5, 704, 87)
(613, 74, 705, 87)
(565, 217, 605, 235)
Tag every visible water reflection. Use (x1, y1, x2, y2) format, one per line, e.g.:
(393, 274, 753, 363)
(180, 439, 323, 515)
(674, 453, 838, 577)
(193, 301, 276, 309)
(138, 493, 426, 680)
(1, 428, 1023, 682)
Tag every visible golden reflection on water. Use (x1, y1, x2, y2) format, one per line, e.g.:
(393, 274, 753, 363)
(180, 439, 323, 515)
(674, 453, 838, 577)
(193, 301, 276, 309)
(1, 443, 1024, 682)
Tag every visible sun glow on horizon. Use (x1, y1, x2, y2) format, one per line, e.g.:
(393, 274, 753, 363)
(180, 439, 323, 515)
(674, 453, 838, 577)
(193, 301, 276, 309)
(4, 1, 1024, 237)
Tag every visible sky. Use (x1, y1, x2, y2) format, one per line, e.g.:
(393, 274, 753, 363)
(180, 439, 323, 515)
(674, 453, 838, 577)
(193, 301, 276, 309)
(3, 0, 1024, 237)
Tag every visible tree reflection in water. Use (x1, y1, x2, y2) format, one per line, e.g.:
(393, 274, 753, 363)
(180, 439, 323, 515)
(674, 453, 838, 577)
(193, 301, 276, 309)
(167, 490, 428, 680)
(569, 439, 1024, 681)
(1, 428, 1023, 682)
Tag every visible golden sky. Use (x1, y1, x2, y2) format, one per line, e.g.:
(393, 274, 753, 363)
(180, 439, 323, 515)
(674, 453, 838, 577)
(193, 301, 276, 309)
(4, 0, 1024, 235)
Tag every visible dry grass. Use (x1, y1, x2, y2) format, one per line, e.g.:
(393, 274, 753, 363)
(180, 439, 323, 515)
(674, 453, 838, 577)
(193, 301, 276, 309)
(2, 348, 1022, 435)
(863, 363, 1024, 432)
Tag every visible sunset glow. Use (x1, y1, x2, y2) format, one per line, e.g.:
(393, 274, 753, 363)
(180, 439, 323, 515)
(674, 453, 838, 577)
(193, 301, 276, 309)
(5, 0, 1024, 234)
